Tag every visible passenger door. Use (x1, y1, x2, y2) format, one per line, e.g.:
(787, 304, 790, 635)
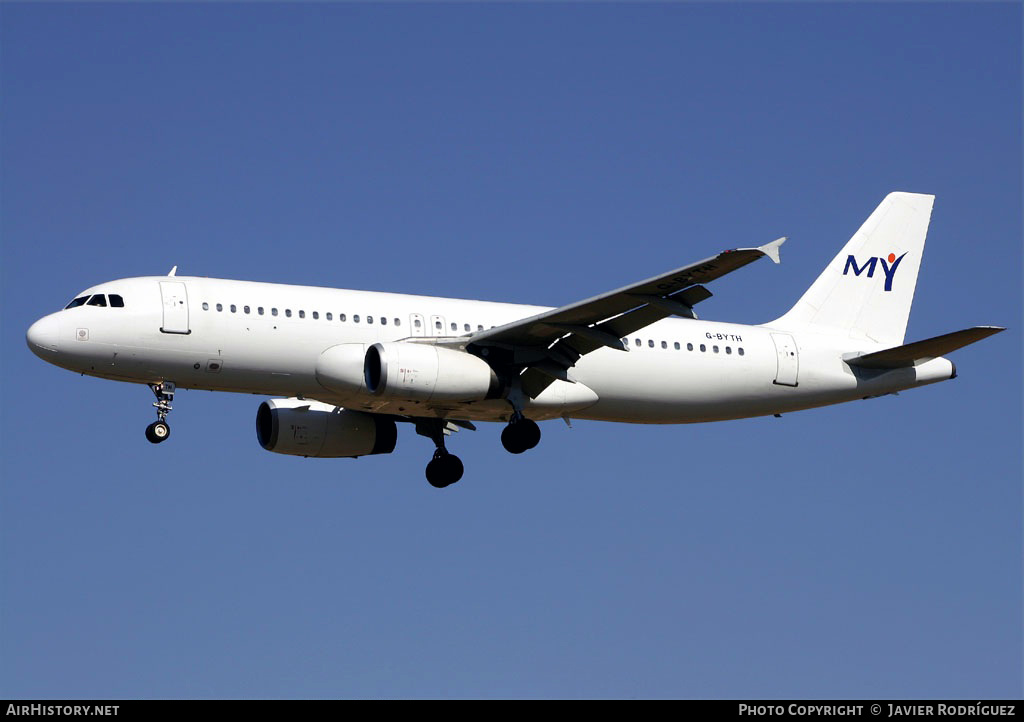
(770, 333, 799, 386)
(159, 282, 190, 334)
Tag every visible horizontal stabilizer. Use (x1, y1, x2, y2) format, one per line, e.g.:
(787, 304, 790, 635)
(846, 326, 1004, 369)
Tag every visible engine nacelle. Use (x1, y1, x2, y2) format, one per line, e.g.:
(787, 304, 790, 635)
(316, 343, 369, 397)
(363, 342, 501, 403)
(256, 398, 397, 458)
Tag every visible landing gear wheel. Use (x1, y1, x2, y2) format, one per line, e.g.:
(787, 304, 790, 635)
(145, 420, 171, 444)
(501, 417, 541, 454)
(425, 451, 464, 488)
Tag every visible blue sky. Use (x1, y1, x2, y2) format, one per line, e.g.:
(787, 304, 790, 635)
(2, 3, 1020, 699)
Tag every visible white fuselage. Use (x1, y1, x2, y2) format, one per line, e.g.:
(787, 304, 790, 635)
(27, 275, 955, 425)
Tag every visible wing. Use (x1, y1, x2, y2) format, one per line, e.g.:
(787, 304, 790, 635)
(464, 238, 786, 397)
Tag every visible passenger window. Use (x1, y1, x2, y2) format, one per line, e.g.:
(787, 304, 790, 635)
(258, 307, 265, 315)
(687, 343, 694, 351)
(451, 322, 457, 331)
(738, 348, 745, 356)
(367, 316, 373, 325)
(230, 304, 236, 313)
(414, 319, 422, 328)
(326, 312, 332, 320)
(674, 342, 680, 350)
(661, 341, 667, 349)
(381, 317, 387, 325)
(464, 324, 471, 332)
(713, 345, 719, 353)
(109, 294, 125, 308)
(285, 309, 292, 318)
(312, 311, 318, 320)
(340, 314, 346, 322)
(648, 339, 654, 348)
(635, 338, 641, 347)
(299, 310, 305, 319)
(202, 302, 210, 311)
(354, 315, 360, 323)
(477, 325, 483, 331)
(394, 318, 400, 327)
(272, 308, 279, 317)
(216, 303, 223, 312)
(244, 306, 251, 314)
(726, 346, 732, 355)
(700, 344, 706, 352)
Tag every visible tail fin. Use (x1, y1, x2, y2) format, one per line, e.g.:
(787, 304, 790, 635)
(771, 192, 935, 346)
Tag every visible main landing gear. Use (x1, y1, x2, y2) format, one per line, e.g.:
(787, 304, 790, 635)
(416, 419, 465, 489)
(426, 449, 464, 489)
(501, 413, 541, 454)
(408, 411, 541, 488)
(145, 381, 175, 444)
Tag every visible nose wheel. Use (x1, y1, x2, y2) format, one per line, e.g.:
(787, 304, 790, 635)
(146, 382, 175, 444)
(145, 420, 171, 443)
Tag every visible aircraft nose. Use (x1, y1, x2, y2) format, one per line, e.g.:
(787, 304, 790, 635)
(26, 314, 60, 355)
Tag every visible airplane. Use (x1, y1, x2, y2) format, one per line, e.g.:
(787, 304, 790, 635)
(26, 192, 1003, 488)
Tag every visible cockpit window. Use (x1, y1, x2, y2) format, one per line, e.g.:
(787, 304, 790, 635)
(109, 294, 125, 308)
(64, 296, 90, 309)
(87, 295, 107, 307)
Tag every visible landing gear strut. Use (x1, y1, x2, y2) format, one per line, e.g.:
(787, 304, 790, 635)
(416, 419, 464, 488)
(501, 412, 541, 454)
(145, 381, 175, 444)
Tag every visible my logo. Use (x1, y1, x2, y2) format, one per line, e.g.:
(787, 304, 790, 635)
(842, 252, 907, 292)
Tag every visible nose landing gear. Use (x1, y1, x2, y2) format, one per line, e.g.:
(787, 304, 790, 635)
(145, 382, 175, 444)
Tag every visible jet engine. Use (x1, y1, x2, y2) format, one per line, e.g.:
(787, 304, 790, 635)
(363, 342, 502, 403)
(256, 398, 397, 458)
(315, 343, 369, 397)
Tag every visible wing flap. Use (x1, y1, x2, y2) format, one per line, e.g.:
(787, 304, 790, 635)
(845, 326, 1004, 369)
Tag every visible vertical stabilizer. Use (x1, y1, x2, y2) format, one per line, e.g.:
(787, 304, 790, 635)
(770, 192, 934, 347)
